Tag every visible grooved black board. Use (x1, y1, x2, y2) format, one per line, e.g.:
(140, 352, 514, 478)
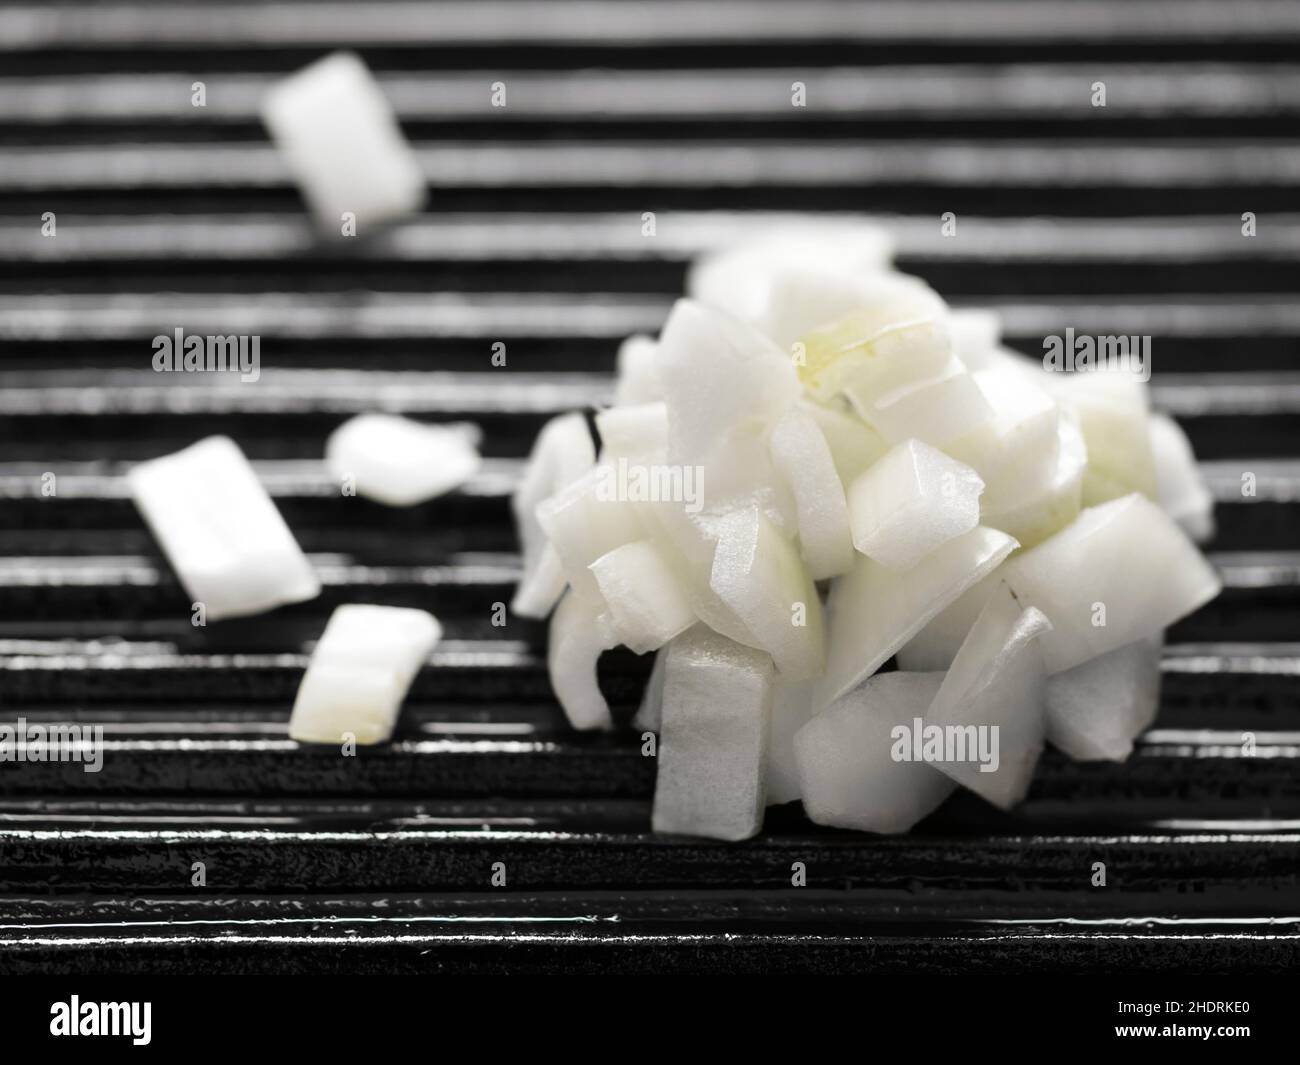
(0, 0, 1298, 975)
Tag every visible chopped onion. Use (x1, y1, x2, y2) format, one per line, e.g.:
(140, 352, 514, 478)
(897, 571, 1000, 672)
(978, 413, 1086, 549)
(289, 605, 441, 744)
(537, 464, 644, 602)
(651, 627, 774, 841)
(594, 402, 668, 463)
(511, 413, 596, 618)
(128, 435, 320, 621)
(656, 298, 799, 466)
(924, 582, 1051, 809)
(854, 357, 995, 449)
(1150, 412, 1215, 543)
(1047, 635, 1163, 761)
(768, 406, 855, 579)
(1003, 493, 1221, 674)
(590, 540, 696, 654)
(791, 274, 950, 401)
(325, 413, 480, 506)
(949, 308, 1003, 370)
(817, 525, 1017, 707)
(799, 398, 888, 486)
(847, 439, 985, 569)
(633, 645, 668, 732)
(547, 589, 619, 731)
(613, 334, 664, 407)
(1060, 370, 1159, 505)
(260, 52, 425, 231)
(710, 506, 825, 680)
(795, 671, 954, 834)
(686, 223, 895, 331)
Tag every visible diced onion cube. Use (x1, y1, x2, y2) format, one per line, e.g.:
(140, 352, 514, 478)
(289, 604, 441, 744)
(1150, 412, 1215, 543)
(548, 589, 620, 731)
(590, 540, 696, 654)
(1046, 636, 1163, 761)
(795, 671, 954, 834)
(325, 413, 480, 506)
(817, 525, 1017, 707)
(924, 582, 1051, 809)
(768, 407, 855, 579)
(651, 627, 774, 840)
(260, 52, 425, 231)
(128, 436, 320, 621)
(1003, 493, 1221, 674)
(847, 438, 985, 569)
(710, 506, 825, 679)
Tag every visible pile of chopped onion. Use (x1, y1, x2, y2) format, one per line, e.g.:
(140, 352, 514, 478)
(514, 225, 1221, 840)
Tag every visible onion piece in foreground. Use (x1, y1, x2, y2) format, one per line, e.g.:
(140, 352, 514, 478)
(769, 406, 856, 580)
(547, 589, 619, 731)
(1002, 493, 1220, 674)
(128, 435, 320, 621)
(924, 582, 1051, 809)
(651, 627, 774, 841)
(817, 525, 1017, 708)
(847, 438, 985, 570)
(1046, 635, 1163, 761)
(289, 604, 441, 744)
(767, 679, 815, 806)
(710, 506, 825, 680)
(590, 540, 696, 655)
(795, 671, 954, 834)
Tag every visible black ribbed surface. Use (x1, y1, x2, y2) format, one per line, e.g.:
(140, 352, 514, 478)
(0, 0, 1298, 974)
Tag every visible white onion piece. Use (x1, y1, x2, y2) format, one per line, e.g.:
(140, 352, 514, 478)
(791, 274, 950, 401)
(769, 407, 855, 579)
(853, 356, 995, 449)
(686, 224, 896, 330)
(537, 464, 645, 602)
(511, 413, 596, 618)
(325, 413, 481, 506)
(767, 679, 814, 805)
(613, 334, 663, 407)
(1047, 635, 1162, 761)
(128, 436, 320, 621)
(925, 582, 1051, 809)
(848, 439, 985, 569)
(689, 423, 798, 539)
(656, 298, 799, 466)
(638, 501, 763, 649)
(1060, 370, 1158, 505)
(949, 308, 1003, 370)
(799, 399, 888, 486)
(770, 268, 945, 359)
(594, 402, 669, 463)
(1003, 493, 1221, 674)
(978, 413, 1086, 549)
(817, 525, 1017, 707)
(590, 539, 696, 654)
(795, 671, 954, 833)
(547, 589, 619, 731)
(1150, 412, 1215, 544)
(289, 605, 441, 744)
(896, 571, 1000, 672)
(710, 507, 825, 680)
(633, 645, 669, 732)
(260, 52, 425, 231)
(651, 627, 774, 840)
(948, 367, 1060, 502)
